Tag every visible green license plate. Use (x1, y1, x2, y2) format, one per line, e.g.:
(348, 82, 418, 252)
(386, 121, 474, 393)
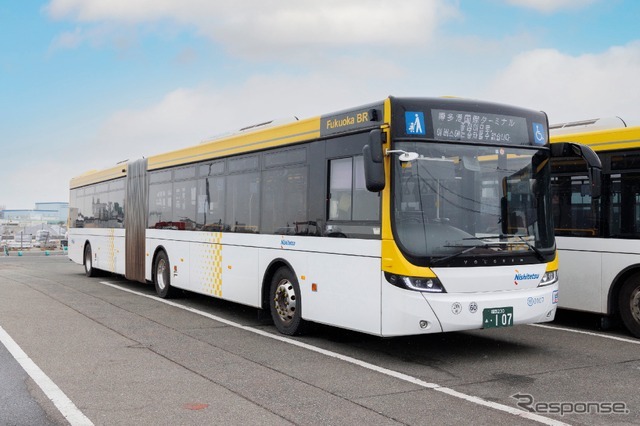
(483, 307, 514, 329)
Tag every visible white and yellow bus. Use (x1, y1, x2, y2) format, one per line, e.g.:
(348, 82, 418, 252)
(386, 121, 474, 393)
(68, 96, 600, 337)
(551, 118, 640, 338)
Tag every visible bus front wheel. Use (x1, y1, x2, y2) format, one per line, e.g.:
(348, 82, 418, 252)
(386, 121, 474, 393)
(619, 275, 640, 338)
(154, 251, 176, 299)
(269, 267, 307, 335)
(84, 243, 98, 277)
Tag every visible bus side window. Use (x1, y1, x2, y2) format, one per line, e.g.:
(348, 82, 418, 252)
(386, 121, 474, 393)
(353, 156, 379, 221)
(173, 179, 197, 230)
(551, 174, 598, 237)
(608, 172, 640, 238)
(261, 166, 308, 235)
(226, 172, 260, 233)
(107, 179, 125, 228)
(329, 158, 353, 221)
(148, 181, 173, 229)
(196, 176, 226, 231)
(327, 156, 381, 239)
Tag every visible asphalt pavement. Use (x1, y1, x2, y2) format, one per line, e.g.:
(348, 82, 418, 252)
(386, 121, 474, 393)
(0, 340, 57, 425)
(0, 255, 638, 425)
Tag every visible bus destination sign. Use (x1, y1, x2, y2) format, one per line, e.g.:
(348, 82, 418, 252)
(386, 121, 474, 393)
(320, 104, 383, 137)
(431, 109, 530, 145)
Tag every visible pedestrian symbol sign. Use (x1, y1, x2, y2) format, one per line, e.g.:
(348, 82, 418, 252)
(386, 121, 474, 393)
(406, 111, 426, 135)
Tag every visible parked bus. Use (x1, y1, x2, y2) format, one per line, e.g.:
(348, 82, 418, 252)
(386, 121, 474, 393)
(68, 96, 600, 337)
(550, 118, 640, 337)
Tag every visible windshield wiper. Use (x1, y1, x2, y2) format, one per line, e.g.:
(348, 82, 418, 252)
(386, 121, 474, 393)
(514, 235, 545, 261)
(465, 234, 545, 261)
(431, 244, 491, 265)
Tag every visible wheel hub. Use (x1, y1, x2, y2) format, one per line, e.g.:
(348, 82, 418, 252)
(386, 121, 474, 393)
(273, 279, 296, 324)
(85, 249, 92, 272)
(156, 259, 167, 291)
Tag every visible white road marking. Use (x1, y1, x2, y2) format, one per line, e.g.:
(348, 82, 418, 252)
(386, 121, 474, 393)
(101, 281, 568, 426)
(529, 323, 640, 344)
(0, 326, 94, 426)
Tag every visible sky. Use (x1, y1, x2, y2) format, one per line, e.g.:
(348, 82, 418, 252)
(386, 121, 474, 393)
(1, 0, 640, 210)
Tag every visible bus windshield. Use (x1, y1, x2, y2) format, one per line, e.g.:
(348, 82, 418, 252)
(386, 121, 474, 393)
(392, 141, 554, 264)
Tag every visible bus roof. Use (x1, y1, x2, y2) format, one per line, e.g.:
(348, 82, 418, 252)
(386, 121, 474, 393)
(70, 115, 323, 189)
(550, 116, 627, 135)
(550, 123, 640, 152)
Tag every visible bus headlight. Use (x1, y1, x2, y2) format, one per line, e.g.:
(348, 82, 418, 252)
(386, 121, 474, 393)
(539, 270, 558, 286)
(384, 272, 446, 293)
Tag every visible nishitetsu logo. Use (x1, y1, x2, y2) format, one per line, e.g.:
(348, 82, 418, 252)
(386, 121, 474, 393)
(514, 269, 540, 285)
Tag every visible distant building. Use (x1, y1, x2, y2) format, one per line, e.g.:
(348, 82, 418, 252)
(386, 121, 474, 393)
(0, 202, 69, 237)
(2, 209, 59, 223)
(34, 202, 69, 223)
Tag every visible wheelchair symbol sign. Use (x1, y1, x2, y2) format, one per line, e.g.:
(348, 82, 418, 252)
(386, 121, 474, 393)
(532, 122, 546, 145)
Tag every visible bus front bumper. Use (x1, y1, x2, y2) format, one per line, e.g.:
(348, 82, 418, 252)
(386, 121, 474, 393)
(425, 284, 558, 333)
(381, 282, 558, 336)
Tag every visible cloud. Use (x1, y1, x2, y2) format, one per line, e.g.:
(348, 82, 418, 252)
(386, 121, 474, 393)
(45, 0, 183, 22)
(90, 69, 395, 164)
(47, 22, 138, 53)
(44, 0, 458, 56)
(504, 0, 597, 13)
(60, 36, 640, 196)
(173, 47, 198, 66)
(49, 26, 83, 51)
(483, 41, 640, 125)
(2, 47, 425, 209)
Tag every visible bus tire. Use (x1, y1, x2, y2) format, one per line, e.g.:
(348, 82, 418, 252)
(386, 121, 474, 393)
(84, 243, 99, 277)
(269, 267, 307, 335)
(153, 250, 176, 299)
(619, 275, 640, 338)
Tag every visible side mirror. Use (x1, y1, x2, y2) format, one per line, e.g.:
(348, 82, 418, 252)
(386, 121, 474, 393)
(368, 129, 384, 163)
(551, 142, 602, 199)
(588, 166, 602, 199)
(500, 196, 508, 235)
(363, 129, 385, 192)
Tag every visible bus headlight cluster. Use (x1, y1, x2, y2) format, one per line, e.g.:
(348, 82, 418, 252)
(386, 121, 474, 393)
(384, 272, 446, 293)
(539, 270, 558, 286)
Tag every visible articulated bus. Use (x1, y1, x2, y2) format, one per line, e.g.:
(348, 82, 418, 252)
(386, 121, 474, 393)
(550, 118, 640, 338)
(68, 96, 600, 337)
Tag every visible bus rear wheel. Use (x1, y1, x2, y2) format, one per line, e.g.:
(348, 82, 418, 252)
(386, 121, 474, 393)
(269, 267, 307, 335)
(154, 251, 176, 299)
(84, 243, 98, 277)
(619, 275, 640, 338)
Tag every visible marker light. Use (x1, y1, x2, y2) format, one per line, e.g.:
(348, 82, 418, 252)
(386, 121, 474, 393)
(384, 272, 446, 293)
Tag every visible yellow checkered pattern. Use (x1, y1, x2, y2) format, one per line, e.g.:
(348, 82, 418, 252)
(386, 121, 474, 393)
(201, 232, 223, 297)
